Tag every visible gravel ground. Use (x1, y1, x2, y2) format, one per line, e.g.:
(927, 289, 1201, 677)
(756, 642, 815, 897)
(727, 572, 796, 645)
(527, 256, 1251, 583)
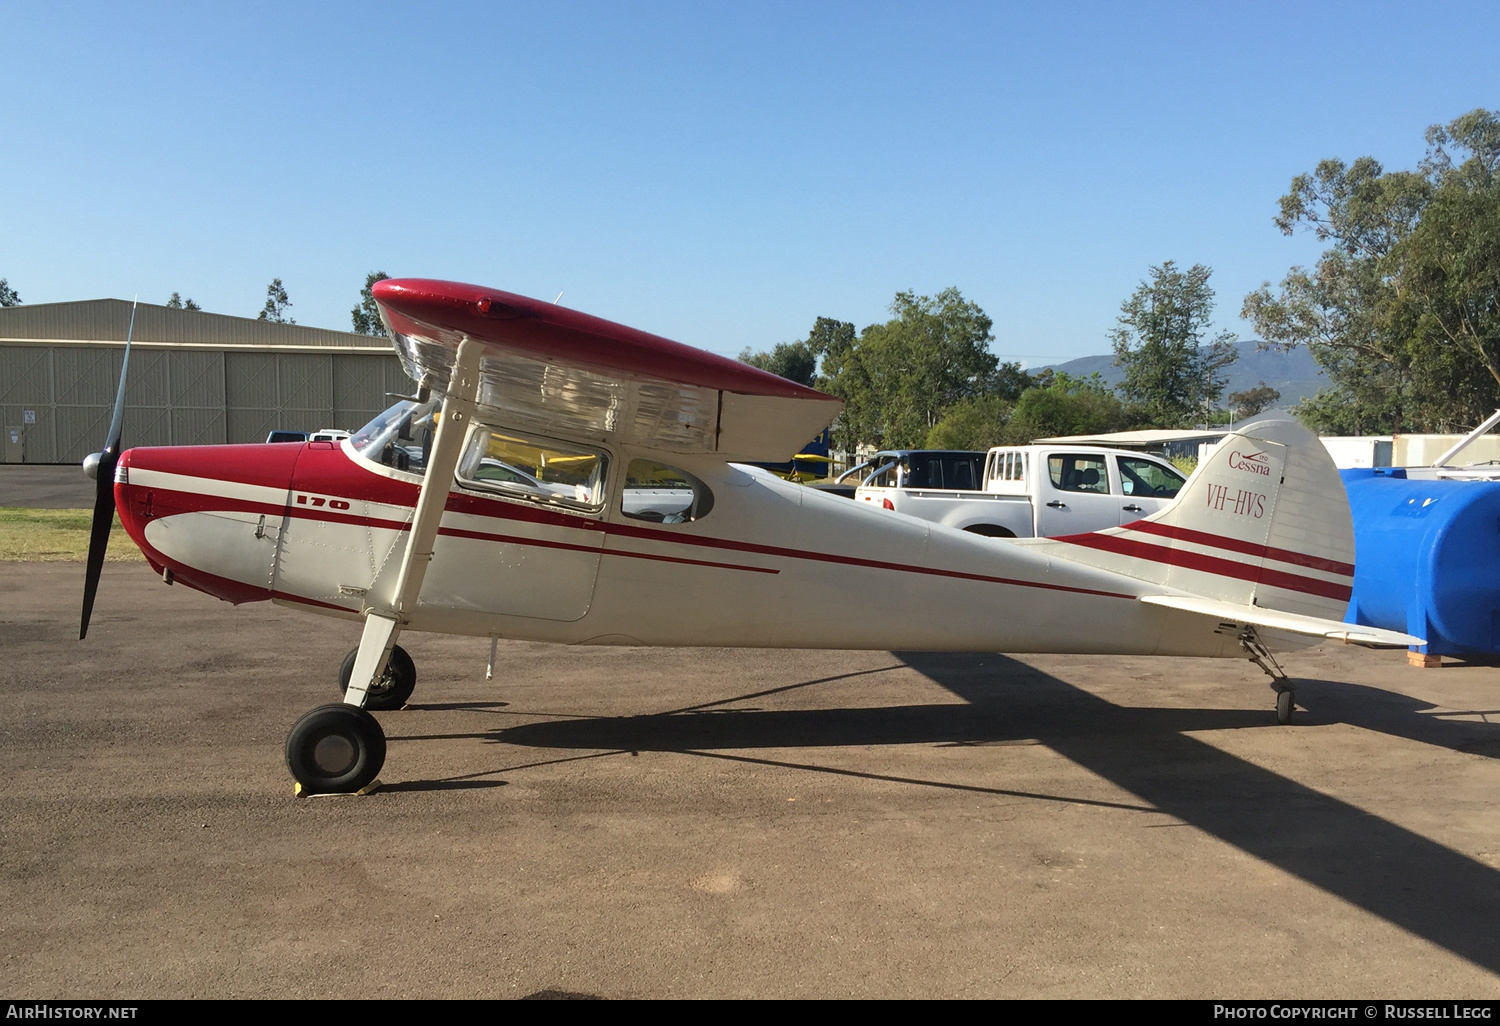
(1, 561, 1498, 998)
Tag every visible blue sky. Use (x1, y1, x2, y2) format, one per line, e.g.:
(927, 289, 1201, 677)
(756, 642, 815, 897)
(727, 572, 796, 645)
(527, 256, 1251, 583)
(2, 1, 1495, 365)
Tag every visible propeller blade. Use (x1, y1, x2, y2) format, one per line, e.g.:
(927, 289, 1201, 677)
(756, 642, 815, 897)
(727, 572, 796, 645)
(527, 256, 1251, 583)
(79, 450, 118, 640)
(102, 304, 134, 455)
(79, 300, 137, 641)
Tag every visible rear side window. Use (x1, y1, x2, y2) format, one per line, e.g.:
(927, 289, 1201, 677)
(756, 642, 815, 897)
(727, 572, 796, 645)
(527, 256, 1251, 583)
(944, 457, 978, 490)
(457, 428, 607, 510)
(906, 454, 982, 489)
(622, 460, 714, 523)
(903, 455, 934, 487)
(995, 451, 1027, 482)
(1048, 454, 1109, 494)
(866, 460, 900, 488)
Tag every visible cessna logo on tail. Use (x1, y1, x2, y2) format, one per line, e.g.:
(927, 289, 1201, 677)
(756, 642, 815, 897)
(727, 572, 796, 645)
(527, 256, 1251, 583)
(1229, 450, 1271, 476)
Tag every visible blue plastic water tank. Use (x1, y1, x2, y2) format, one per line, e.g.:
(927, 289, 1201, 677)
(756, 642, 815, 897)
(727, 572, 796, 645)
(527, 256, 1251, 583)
(1342, 468, 1500, 656)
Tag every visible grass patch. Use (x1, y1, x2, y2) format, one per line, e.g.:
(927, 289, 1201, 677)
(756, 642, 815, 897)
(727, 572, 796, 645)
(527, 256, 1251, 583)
(0, 508, 144, 562)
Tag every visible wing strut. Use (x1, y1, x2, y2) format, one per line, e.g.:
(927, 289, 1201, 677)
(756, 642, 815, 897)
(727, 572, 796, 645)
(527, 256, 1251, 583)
(343, 338, 483, 708)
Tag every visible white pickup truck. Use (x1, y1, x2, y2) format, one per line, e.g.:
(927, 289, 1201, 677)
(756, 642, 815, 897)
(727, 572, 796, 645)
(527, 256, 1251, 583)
(846, 445, 1187, 538)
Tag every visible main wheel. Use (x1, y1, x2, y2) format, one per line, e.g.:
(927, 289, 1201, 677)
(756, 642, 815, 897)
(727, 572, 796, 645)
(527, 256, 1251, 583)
(285, 703, 386, 794)
(339, 644, 416, 710)
(1276, 689, 1295, 725)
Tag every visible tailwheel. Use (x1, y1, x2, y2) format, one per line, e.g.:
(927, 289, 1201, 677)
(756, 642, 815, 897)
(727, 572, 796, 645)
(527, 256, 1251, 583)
(339, 644, 416, 710)
(1276, 688, 1295, 725)
(286, 703, 386, 795)
(1240, 625, 1296, 726)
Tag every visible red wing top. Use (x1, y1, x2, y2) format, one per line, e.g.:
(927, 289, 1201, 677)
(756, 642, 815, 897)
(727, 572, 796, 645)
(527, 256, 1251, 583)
(374, 279, 842, 461)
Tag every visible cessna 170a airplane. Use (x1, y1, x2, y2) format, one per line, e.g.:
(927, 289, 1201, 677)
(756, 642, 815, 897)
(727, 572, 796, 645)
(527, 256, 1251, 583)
(79, 278, 1423, 795)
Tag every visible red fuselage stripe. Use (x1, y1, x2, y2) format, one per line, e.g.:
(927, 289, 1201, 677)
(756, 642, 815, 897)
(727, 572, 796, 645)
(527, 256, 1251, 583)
(1057, 532, 1353, 601)
(1113, 519, 1355, 576)
(437, 525, 781, 575)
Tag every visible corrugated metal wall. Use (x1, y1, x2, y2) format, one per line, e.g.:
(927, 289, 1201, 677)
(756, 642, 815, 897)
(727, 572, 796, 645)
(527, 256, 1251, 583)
(0, 298, 381, 349)
(0, 345, 410, 463)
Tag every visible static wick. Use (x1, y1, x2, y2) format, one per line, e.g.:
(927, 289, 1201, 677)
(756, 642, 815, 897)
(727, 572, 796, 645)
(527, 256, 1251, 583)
(486, 636, 498, 680)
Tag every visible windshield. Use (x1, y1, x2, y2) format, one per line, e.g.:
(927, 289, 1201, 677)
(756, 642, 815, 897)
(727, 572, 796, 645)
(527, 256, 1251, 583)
(350, 399, 441, 475)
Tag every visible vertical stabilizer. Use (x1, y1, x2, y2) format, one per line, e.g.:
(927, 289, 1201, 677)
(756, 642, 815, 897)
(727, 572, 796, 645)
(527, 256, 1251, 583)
(1038, 418, 1355, 621)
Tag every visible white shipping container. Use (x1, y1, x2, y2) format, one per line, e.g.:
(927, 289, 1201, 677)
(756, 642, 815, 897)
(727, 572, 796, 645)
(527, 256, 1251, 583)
(1319, 436, 1393, 469)
(1394, 434, 1500, 467)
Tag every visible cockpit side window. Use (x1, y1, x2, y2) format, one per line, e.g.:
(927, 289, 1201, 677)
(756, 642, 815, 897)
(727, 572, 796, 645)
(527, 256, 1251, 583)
(622, 459, 714, 524)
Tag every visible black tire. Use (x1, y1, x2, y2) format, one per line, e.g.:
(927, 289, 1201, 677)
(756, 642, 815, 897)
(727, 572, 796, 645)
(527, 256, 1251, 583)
(963, 524, 1016, 538)
(285, 703, 386, 794)
(1276, 689, 1295, 725)
(339, 644, 416, 710)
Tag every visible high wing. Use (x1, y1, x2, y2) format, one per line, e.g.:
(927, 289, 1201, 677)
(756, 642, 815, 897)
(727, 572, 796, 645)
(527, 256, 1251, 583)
(372, 279, 843, 462)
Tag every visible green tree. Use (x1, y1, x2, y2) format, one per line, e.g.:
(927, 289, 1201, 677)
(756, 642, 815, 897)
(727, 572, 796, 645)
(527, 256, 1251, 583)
(1110, 262, 1237, 427)
(737, 340, 816, 387)
(1227, 382, 1281, 418)
(1243, 153, 1429, 432)
(1004, 371, 1132, 442)
(925, 395, 1014, 450)
(257, 278, 294, 324)
(987, 361, 1034, 401)
(0, 279, 20, 306)
(1394, 114, 1500, 419)
(804, 317, 877, 448)
(351, 271, 391, 336)
(819, 288, 998, 449)
(166, 292, 201, 310)
(1244, 109, 1500, 433)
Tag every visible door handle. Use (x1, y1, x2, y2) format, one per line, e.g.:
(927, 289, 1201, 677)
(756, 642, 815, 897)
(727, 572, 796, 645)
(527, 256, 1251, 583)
(1046, 500, 1067, 509)
(1122, 504, 1143, 512)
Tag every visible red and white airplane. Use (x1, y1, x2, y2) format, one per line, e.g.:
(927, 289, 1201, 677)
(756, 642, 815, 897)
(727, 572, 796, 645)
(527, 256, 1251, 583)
(79, 279, 1423, 795)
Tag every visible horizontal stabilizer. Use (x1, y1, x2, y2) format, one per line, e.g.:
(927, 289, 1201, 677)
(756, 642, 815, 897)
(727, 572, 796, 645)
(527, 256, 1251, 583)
(1140, 594, 1425, 648)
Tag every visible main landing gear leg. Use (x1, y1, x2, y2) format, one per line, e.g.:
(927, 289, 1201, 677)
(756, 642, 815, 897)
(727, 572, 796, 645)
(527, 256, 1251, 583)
(340, 643, 416, 710)
(342, 613, 404, 711)
(1240, 626, 1296, 724)
(284, 339, 483, 797)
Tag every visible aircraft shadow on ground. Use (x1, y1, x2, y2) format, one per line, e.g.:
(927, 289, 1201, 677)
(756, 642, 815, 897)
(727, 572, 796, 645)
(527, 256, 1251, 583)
(472, 651, 1500, 976)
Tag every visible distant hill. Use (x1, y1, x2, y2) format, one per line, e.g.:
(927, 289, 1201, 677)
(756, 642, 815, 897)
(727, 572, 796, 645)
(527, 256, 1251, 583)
(1036, 341, 1326, 410)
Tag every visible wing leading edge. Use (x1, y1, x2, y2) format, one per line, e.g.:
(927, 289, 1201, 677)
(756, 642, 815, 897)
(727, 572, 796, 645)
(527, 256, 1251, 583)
(373, 279, 843, 461)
